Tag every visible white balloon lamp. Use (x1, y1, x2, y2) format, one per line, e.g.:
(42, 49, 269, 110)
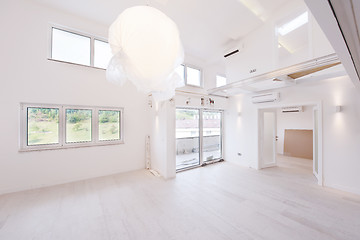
(107, 6, 184, 101)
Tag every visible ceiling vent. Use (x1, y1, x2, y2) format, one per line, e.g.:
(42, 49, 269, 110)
(281, 106, 303, 113)
(251, 92, 280, 104)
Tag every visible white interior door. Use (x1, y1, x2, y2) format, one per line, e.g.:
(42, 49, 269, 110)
(313, 107, 319, 179)
(260, 109, 277, 168)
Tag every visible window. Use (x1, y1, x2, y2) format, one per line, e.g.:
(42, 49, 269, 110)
(175, 64, 203, 87)
(216, 75, 227, 87)
(27, 107, 59, 146)
(20, 104, 123, 151)
(98, 110, 121, 141)
(94, 39, 112, 69)
(50, 26, 112, 69)
(186, 66, 202, 87)
(176, 108, 223, 171)
(51, 28, 91, 66)
(65, 109, 92, 143)
(277, 12, 308, 36)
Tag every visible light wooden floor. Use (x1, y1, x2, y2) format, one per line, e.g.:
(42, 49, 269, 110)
(0, 156, 360, 240)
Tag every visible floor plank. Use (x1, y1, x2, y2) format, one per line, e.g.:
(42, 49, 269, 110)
(0, 156, 359, 240)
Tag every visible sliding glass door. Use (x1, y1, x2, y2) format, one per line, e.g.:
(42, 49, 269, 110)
(202, 110, 222, 162)
(176, 109, 200, 170)
(176, 108, 223, 171)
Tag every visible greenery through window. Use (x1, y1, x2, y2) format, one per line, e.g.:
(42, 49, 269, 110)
(66, 109, 92, 143)
(21, 104, 123, 151)
(99, 110, 121, 141)
(27, 108, 59, 146)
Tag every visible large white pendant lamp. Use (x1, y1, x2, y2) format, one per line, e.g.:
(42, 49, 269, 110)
(107, 6, 184, 101)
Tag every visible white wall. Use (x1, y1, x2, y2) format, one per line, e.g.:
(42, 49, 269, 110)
(0, 0, 151, 194)
(225, 75, 360, 195)
(276, 107, 313, 154)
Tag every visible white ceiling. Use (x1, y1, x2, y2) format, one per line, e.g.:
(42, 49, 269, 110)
(34, 0, 291, 64)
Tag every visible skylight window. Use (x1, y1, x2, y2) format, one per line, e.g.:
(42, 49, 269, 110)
(278, 12, 308, 36)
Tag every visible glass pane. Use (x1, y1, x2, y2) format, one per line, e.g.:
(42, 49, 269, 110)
(66, 109, 92, 143)
(51, 28, 91, 66)
(203, 111, 222, 161)
(276, 11, 309, 68)
(216, 75, 227, 87)
(99, 110, 121, 141)
(263, 112, 275, 165)
(176, 109, 200, 170)
(27, 108, 59, 146)
(175, 64, 185, 81)
(186, 66, 201, 86)
(94, 40, 112, 69)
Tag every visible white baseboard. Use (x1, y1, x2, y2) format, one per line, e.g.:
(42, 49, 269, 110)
(324, 182, 360, 196)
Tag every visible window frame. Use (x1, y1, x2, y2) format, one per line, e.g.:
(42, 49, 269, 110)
(176, 64, 203, 88)
(216, 75, 227, 88)
(184, 64, 203, 88)
(20, 103, 124, 152)
(48, 24, 111, 70)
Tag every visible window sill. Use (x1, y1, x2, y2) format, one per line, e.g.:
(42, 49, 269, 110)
(19, 140, 124, 152)
(48, 58, 107, 71)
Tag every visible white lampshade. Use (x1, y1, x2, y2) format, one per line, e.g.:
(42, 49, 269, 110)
(107, 6, 184, 101)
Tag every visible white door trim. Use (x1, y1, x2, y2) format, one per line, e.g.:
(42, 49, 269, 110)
(256, 101, 323, 186)
(258, 108, 278, 169)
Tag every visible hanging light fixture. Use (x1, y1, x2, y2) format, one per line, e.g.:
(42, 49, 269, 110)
(107, 6, 184, 101)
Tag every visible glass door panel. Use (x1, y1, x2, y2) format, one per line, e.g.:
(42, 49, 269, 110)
(176, 109, 200, 170)
(202, 111, 222, 162)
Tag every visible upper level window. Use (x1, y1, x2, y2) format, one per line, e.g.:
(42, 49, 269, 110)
(277, 11, 308, 36)
(216, 75, 227, 87)
(50, 26, 111, 69)
(175, 64, 203, 87)
(186, 66, 202, 87)
(51, 28, 91, 66)
(94, 39, 112, 69)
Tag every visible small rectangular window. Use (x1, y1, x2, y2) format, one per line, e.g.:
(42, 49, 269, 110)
(216, 75, 227, 87)
(94, 39, 112, 69)
(51, 28, 91, 66)
(99, 110, 121, 141)
(65, 109, 92, 143)
(27, 107, 59, 146)
(186, 66, 202, 87)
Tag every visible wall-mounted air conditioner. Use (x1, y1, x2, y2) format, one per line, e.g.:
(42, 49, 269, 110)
(224, 42, 244, 58)
(281, 106, 303, 113)
(251, 92, 280, 104)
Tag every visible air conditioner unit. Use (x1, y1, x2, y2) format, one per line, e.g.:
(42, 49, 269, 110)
(251, 92, 280, 104)
(281, 106, 303, 113)
(224, 42, 244, 58)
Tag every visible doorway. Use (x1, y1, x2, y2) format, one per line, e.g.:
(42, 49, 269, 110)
(258, 103, 322, 185)
(176, 108, 223, 171)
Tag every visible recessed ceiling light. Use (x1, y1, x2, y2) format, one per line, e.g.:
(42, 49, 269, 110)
(278, 12, 308, 36)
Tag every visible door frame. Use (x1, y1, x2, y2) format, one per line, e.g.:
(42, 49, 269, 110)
(175, 107, 224, 172)
(257, 101, 323, 186)
(258, 108, 278, 169)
